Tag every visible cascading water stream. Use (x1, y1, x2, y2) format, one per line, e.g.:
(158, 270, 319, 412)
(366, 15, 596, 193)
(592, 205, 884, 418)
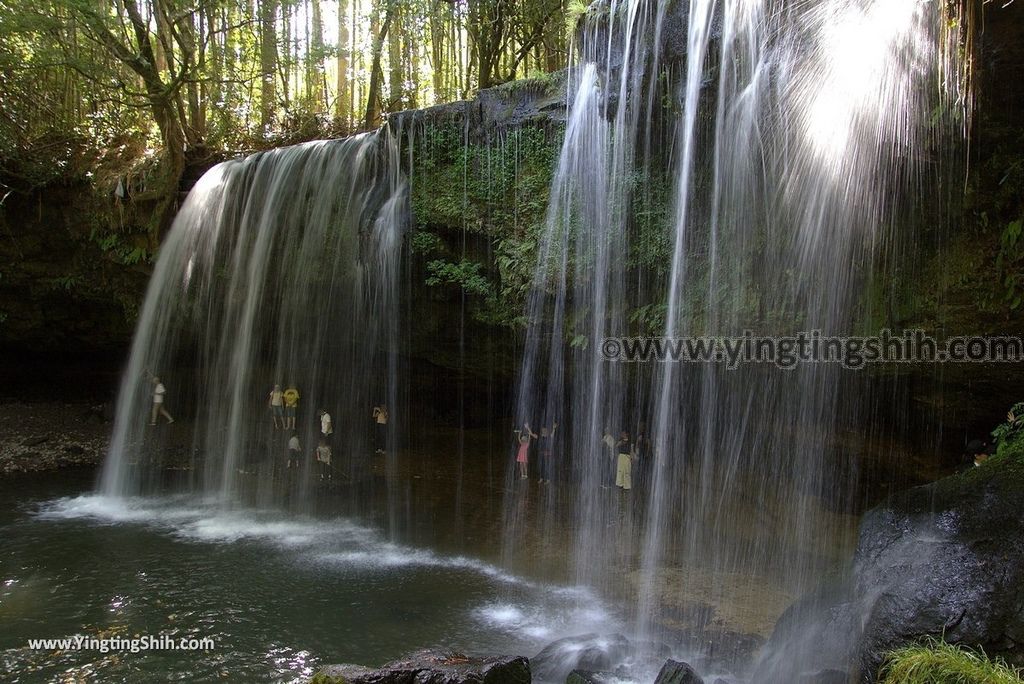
(508, 0, 967, 679)
(89, 0, 971, 679)
(101, 130, 408, 519)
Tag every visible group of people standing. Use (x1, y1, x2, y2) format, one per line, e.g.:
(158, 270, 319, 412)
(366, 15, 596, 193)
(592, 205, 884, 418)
(514, 420, 652, 493)
(514, 422, 559, 482)
(268, 384, 388, 482)
(280, 407, 336, 481)
(268, 384, 300, 430)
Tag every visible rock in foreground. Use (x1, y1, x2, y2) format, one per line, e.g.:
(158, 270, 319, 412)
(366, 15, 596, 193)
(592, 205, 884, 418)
(531, 633, 673, 683)
(310, 649, 530, 684)
(756, 451, 1024, 682)
(653, 659, 704, 684)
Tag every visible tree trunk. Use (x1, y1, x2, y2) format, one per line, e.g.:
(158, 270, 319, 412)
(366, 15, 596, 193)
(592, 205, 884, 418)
(363, 2, 394, 129)
(388, 2, 403, 110)
(335, 0, 349, 126)
(260, 0, 278, 131)
(350, 0, 358, 125)
(429, 1, 446, 103)
(309, 0, 327, 112)
(405, 10, 418, 109)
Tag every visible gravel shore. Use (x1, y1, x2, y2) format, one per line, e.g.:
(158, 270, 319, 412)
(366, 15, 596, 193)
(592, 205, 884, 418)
(0, 401, 111, 475)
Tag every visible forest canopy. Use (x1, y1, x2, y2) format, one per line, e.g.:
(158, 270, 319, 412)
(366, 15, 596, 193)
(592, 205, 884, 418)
(0, 0, 574, 198)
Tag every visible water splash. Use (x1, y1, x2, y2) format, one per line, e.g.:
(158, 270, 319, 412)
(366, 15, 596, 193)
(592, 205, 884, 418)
(508, 0, 968, 677)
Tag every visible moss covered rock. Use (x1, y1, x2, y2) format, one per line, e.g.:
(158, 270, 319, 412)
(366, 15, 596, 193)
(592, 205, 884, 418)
(758, 443, 1024, 682)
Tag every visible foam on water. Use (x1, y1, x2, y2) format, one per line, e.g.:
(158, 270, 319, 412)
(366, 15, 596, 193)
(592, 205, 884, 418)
(30, 493, 639, 681)
(315, 547, 521, 584)
(36, 495, 374, 547)
(474, 601, 618, 641)
(34, 494, 617, 646)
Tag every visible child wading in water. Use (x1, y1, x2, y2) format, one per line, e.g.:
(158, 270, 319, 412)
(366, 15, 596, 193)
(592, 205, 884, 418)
(514, 423, 537, 481)
(315, 438, 332, 481)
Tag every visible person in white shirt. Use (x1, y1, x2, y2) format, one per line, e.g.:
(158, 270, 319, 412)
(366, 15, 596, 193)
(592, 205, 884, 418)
(319, 409, 333, 438)
(150, 376, 175, 426)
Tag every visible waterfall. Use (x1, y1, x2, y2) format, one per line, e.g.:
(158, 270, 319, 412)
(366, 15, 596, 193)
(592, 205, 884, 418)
(508, 0, 967, 674)
(100, 130, 408, 510)
(93, 0, 972, 677)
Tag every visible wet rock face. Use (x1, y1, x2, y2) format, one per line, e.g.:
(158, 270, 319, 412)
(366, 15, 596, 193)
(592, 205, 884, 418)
(757, 456, 1024, 682)
(311, 650, 530, 684)
(653, 659, 704, 684)
(389, 71, 567, 142)
(531, 633, 676, 683)
(531, 633, 633, 683)
(849, 459, 1024, 674)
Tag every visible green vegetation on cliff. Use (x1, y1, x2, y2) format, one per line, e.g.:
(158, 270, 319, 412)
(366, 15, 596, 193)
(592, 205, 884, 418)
(407, 119, 677, 335)
(409, 123, 560, 328)
(879, 640, 1023, 684)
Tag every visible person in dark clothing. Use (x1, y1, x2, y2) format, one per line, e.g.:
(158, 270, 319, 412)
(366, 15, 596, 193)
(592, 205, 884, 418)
(537, 422, 559, 483)
(615, 431, 634, 491)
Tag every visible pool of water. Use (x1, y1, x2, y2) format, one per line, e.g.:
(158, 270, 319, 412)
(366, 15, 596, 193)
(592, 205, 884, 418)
(0, 471, 626, 682)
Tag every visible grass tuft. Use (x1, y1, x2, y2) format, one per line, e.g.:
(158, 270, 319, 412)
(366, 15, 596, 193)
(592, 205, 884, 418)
(878, 640, 1023, 684)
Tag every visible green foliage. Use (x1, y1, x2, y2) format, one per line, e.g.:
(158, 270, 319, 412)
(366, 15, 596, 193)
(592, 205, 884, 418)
(487, 235, 537, 327)
(409, 230, 444, 256)
(45, 275, 82, 292)
(629, 302, 668, 335)
(91, 229, 153, 266)
(878, 639, 1023, 684)
(996, 217, 1024, 310)
(991, 401, 1024, 453)
(411, 123, 559, 327)
(424, 258, 492, 297)
(411, 124, 558, 237)
(494, 71, 562, 98)
(565, 0, 589, 39)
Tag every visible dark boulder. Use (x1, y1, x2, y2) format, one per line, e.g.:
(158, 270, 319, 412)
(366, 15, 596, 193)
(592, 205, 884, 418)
(755, 454, 1024, 682)
(310, 650, 530, 684)
(531, 634, 631, 683)
(653, 659, 703, 684)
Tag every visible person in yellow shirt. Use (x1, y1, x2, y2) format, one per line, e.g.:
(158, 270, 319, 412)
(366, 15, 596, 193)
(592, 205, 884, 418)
(283, 384, 299, 430)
